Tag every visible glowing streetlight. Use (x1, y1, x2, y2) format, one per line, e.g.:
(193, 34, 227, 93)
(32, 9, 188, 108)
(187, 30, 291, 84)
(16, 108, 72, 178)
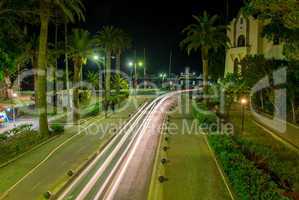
(138, 61, 143, 67)
(128, 61, 134, 67)
(93, 55, 99, 61)
(240, 97, 248, 133)
(241, 98, 248, 105)
(91, 54, 105, 112)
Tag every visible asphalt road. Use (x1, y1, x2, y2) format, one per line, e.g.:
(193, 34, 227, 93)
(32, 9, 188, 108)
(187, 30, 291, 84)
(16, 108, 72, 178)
(57, 92, 177, 200)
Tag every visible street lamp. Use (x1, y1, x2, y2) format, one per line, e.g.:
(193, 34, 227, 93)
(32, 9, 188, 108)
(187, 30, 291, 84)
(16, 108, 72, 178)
(138, 61, 143, 67)
(240, 97, 248, 133)
(93, 55, 99, 61)
(92, 54, 105, 112)
(128, 60, 143, 89)
(128, 61, 134, 67)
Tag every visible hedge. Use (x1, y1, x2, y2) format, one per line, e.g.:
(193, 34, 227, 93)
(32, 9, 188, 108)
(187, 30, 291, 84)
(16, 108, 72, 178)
(0, 126, 45, 164)
(235, 138, 299, 192)
(208, 135, 289, 200)
(192, 102, 217, 126)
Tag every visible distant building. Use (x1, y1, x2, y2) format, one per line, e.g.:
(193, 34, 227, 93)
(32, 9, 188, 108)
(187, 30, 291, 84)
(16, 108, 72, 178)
(225, 11, 284, 75)
(178, 68, 202, 89)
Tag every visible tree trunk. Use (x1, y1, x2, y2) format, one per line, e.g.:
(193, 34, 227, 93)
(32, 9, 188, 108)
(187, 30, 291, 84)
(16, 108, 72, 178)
(73, 60, 82, 122)
(116, 50, 121, 95)
(201, 47, 209, 99)
(291, 99, 297, 124)
(3, 73, 12, 99)
(64, 21, 71, 109)
(37, 13, 49, 136)
(32, 53, 38, 102)
(105, 50, 111, 102)
(53, 23, 58, 115)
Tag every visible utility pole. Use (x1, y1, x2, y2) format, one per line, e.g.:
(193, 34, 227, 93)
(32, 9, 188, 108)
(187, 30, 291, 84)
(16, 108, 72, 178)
(144, 48, 146, 89)
(134, 49, 137, 89)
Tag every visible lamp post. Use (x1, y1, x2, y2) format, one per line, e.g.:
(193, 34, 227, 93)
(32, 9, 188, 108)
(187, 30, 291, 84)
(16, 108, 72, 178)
(128, 60, 143, 89)
(240, 97, 248, 133)
(92, 54, 105, 112)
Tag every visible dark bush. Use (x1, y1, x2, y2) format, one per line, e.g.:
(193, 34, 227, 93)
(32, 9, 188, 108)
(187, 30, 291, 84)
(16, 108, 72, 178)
(192, 102, 217, 127)
(67, 170, 74, 177)
(50, 123, 64, 134)
(0, 130, 43, 163)
(234, 138, 299, 192)
(3, 124, 33, 137)
(43, 191, 52, 199)
(0, 134, 7, 141)
(208, 135, 289, 200)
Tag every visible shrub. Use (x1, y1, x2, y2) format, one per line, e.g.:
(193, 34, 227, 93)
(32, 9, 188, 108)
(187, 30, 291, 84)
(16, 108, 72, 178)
(0, 134, 7, 141)
(0, 130, 43, 163)
(67, 170, 74, 177)
(43, 191, 52, 199)
(50, 123, 64, 134)
(3, 124, 33, 137)
(84, 102, 100, 117)
(208, 135, 289, 200)
(234, 137, 299, 192)
(192, 102, 217, 127)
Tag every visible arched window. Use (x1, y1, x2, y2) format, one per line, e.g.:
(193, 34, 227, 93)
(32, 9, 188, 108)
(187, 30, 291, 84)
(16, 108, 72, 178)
(240, 18, 244, 25)
(237, 35, 246, 47)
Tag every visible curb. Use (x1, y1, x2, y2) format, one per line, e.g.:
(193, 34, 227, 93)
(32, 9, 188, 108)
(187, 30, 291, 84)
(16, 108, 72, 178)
(253, 120, 299, 154)
(147, 114, 167, 200)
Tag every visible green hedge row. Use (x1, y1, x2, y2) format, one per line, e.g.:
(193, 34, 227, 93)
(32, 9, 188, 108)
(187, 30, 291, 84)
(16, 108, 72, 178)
(192, 103, 217, 126)
(235, 138, 299, 192)
(208, 135, 289, 200)
(0, 130, 44, 164)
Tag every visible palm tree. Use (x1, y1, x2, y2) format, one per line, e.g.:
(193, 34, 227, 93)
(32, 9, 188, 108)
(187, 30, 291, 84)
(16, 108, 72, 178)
(96, 26, 118, 108)
(87, 71, 99, 90)
(180, 11, 229, 95)
(34, 0, 85, 135)
(68, 29, 94, 122)
(114, 28, 132, 94)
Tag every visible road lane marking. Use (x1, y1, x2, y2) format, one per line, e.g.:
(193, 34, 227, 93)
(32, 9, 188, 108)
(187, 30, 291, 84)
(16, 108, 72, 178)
(57, 103, 149, 200)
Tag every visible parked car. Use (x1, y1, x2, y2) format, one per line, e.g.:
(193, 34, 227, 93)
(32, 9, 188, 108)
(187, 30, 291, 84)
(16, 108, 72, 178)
(0, 110, 9, 126)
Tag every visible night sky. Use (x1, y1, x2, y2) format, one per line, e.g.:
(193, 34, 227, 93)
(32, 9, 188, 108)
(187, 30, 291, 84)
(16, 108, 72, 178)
(82, 0, 244, 75)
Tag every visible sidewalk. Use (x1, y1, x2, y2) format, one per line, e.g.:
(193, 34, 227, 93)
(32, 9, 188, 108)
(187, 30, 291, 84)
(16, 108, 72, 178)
(230, 105, 299, 150)
(252, 111, 299, 149)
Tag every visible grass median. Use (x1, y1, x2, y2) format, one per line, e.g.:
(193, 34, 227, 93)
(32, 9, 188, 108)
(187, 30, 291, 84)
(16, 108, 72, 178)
(148, 96, 231, 200)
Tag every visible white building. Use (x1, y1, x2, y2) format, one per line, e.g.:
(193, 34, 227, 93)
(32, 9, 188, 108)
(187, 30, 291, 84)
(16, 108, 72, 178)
(225, 11, 284, 75)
